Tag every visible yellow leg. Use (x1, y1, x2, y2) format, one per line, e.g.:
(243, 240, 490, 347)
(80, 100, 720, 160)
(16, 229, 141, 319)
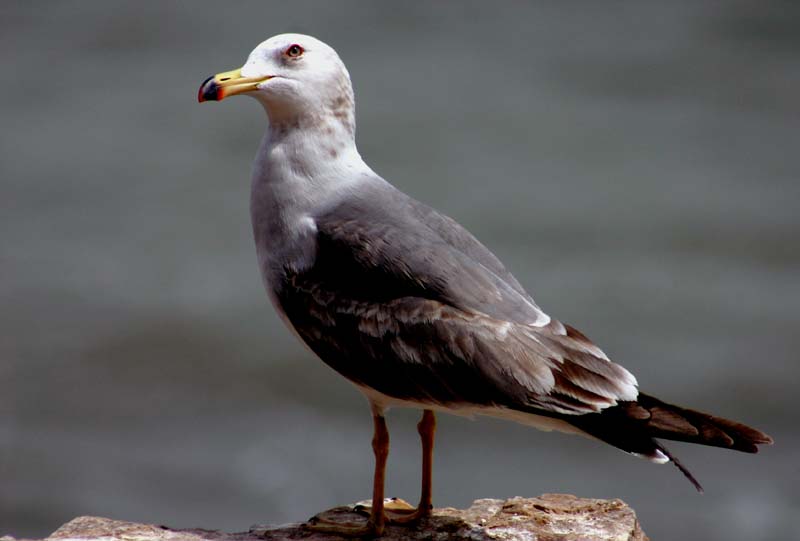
(306, 411, 390, 537)
(387, 409, 436, 524)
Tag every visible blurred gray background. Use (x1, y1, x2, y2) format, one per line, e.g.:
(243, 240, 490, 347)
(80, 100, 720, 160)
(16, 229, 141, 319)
(1, 2, 798, 540)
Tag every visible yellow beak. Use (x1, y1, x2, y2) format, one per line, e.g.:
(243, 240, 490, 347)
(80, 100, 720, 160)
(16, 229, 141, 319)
(198, 68, 272, 102)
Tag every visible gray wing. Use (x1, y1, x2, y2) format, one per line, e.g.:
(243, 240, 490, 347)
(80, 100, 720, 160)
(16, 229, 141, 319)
(405, 195, 532, 301)
(320, 180, 548, 326)
(276, 180, 637, 415)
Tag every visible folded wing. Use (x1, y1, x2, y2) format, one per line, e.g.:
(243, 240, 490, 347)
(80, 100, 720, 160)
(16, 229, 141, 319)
(276, 185, 638, 416)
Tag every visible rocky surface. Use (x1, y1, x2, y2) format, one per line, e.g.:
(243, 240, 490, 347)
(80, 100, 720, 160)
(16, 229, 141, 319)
(3, 494, 648, 541)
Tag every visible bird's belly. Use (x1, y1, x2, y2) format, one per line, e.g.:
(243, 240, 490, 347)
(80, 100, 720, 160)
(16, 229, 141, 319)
(357, 383, 587, 437)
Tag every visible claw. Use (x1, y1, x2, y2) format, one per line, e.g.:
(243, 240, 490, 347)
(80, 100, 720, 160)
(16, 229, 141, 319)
(306, 509, 384, 537)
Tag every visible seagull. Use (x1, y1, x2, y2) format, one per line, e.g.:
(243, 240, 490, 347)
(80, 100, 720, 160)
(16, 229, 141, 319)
(198, 34, 772, 537)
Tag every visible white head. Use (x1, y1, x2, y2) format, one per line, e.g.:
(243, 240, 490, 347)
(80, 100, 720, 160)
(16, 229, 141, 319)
(199, 34, 355, 136)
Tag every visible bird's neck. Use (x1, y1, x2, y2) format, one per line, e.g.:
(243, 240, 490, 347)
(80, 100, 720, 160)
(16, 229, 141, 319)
(252, 117, 369, 209)
(250, 110, 372, 247)
(249, 111, 373, 289)
(263, 113, 357, 173)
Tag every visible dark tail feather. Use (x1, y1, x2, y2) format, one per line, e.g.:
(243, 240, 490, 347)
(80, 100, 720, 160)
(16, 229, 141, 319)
(566, 393, 772, 491)
(629, 393, 774, 453)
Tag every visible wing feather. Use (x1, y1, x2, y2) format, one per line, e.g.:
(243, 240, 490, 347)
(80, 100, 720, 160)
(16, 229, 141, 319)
(274, 186, 638, 417)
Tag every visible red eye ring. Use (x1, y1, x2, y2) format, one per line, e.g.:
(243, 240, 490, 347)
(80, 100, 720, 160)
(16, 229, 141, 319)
(285, 44, 304, 58)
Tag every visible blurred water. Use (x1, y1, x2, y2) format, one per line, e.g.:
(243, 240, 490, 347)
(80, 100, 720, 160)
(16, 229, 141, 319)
(1, 2, 798, 540)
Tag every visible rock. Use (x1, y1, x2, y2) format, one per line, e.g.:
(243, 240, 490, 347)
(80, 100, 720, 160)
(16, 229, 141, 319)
(12, 494, 648, 541)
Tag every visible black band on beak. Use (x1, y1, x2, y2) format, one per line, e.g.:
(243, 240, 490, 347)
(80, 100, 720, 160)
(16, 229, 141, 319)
(198, 75, 221, 103)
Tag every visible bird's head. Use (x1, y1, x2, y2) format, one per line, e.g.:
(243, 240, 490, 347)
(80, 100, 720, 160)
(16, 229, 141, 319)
(199, 34, 355, 132)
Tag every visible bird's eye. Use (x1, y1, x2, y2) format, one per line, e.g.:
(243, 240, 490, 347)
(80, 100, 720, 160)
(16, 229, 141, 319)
(285, 44, 304, 58)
